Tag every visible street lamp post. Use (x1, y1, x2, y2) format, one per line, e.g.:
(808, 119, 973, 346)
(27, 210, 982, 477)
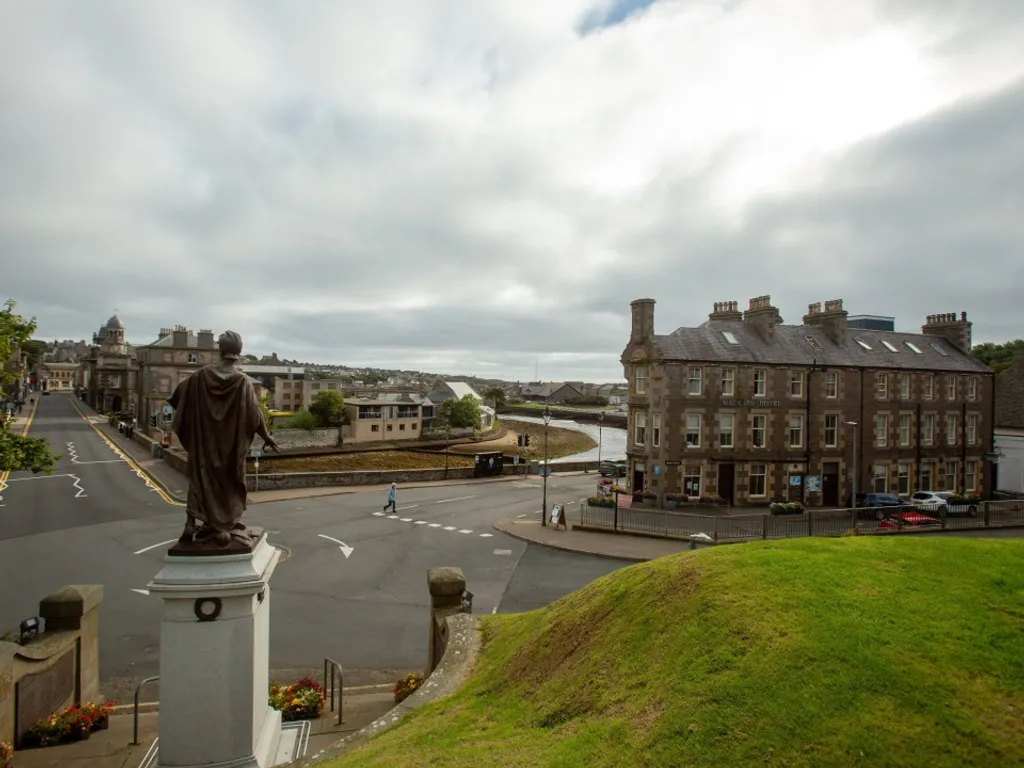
(542, 405, 551, 527)
(597, 412, 604, 466)
(444, 421, 451, 480)
(844, 421, 859, 510)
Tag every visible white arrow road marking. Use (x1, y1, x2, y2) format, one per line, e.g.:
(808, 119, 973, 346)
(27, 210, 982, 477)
(131, 589, 150, 596)
(434, 496, 476, 504)
(317, 534, 354, 559)
(134, 539, 177, 555)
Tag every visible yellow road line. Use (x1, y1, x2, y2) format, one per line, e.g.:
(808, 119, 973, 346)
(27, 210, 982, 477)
(66, 396, 184, 508)
(0, 393, 40, 491)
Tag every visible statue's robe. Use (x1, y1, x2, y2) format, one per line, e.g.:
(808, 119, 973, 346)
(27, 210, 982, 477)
(168, 365, 264, 534)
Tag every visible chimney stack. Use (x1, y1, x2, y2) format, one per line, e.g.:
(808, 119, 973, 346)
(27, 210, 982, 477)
(802, 299, 848, 345)
(172, 325, 190, 349)
(709, 301, 743, 322)
(630, 298, 656, 344)
(922, 312, 972, 354)
(198, 329, 215, 350)
(743, 296, 782, 341)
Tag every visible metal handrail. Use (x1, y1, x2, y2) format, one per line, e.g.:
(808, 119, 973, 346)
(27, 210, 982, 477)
(131, 676, 160, 745)
(323, 658, 344, 725)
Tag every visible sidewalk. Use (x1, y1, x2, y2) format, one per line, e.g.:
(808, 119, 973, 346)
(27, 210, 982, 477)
(10, 692, 396, 767)
(493, 514, 695, 561)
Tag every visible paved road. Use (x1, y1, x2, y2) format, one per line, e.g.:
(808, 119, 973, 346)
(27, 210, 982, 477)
(0, 395, 630, 697)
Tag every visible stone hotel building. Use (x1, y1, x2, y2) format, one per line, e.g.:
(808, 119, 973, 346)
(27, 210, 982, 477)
(622, 297, 995, 507)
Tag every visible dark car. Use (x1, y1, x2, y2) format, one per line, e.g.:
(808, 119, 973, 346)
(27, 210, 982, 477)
(599, 460, 627, 477)
(847, 492, 907, 520)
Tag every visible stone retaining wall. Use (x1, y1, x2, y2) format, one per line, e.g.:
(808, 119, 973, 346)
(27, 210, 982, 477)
(254, 428, 340, 451)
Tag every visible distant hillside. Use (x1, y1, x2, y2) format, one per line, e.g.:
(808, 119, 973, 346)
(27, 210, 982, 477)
(328, 536, 1024, 768)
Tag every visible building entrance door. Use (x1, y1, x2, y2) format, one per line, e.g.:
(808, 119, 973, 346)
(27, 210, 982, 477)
(632, 462, 645, 496)
(718, 463, 735, 505)
(822, 462, 840, 506)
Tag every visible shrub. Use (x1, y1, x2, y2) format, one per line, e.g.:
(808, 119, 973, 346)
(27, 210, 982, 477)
(268, 677, 326, 721)
(24, 700, 114, 747)
(394, 672, 425, 704)
(586, 495, 615, 508)
(770, 501, 804, 515)
(1, 741, 12, 767)
(285, 410, 318, 431)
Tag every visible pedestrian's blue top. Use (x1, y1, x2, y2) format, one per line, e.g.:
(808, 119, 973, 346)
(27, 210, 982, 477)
(387, 486, 396, 502)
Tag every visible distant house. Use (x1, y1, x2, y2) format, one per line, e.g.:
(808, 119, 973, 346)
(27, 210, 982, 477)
(341, 393, 430, 444)
(426, 381, 495, 428)
(519, 381, 584, 404)
(995, 352, 1024, 493)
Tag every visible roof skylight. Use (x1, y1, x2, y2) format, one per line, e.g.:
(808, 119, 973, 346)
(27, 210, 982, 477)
(881, 340, 898, 352)
(856, 339, 873, 351)
(805, 335, 823, 350)
(722, 331, 739, 345)
(930, 342, 949, 357)
(905, 341, 923, 354)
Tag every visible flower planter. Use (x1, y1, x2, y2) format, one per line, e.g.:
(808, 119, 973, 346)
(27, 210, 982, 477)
(91, 716, 109, 732)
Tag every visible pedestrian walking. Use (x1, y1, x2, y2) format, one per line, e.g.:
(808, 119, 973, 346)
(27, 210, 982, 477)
(383, 482, 397, 513)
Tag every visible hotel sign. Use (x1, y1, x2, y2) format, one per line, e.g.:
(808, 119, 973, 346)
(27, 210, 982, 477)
(721, 399, 781, 408)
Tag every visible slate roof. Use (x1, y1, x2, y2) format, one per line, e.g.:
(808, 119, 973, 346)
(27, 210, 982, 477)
(345, 393, 433, 406)
(652, 320, 990, 374)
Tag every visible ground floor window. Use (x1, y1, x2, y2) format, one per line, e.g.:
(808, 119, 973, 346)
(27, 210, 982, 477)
(683, 466, 701, 497)
(944, 461, 958, 493)
(749, 463, 767, 496)
(873, 465, 887, 493)
(898, 464, 910, 495)
(920, 463, 932, 491)
(965, 460, 978, 493)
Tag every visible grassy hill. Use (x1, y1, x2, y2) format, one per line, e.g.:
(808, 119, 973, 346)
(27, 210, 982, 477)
(328, 537, 1024, 767)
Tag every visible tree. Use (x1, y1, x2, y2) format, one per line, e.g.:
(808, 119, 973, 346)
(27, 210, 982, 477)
(258, 395, 275, 433)
(971, 340, 1024, 375)
(439, 394, 482, 429)
(483, 386, 507, 411)
(308, 389, 347, 428)
(0, 299, 59, 474)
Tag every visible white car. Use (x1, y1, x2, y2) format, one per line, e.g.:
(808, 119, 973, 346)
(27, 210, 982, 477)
(910, 491, 979, 517)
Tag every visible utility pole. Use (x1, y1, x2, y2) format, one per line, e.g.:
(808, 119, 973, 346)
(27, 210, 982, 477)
(542, 405, 551, 526)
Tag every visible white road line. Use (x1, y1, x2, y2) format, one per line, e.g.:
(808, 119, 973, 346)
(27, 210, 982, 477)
(442, 526, 456, 531)
(516, 514, 525, 518)
(434, 496, 476, 504)
(68, 459, 123, 465)
(414, 520, 428, 525)
(491, 606, 498, 614)
(69, 474, 87, 498)
(480, 533, 494, 538)
(387, 514, 399, 519)
(6, 473, 76, 482)
(400, 518, 413, 522)
(458, 529, 473, 534)
(372, 511, 385, 516)
(317, 534, 354, 558)
(134, 539, 177, 555)
(494, 549, 512, 555)
(131, 589, 150, 596)
(428, 523, 441, 528)
(396, 505, 419, 511)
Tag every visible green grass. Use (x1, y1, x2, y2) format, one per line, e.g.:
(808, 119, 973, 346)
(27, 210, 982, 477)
(327, 537, 1024, 768)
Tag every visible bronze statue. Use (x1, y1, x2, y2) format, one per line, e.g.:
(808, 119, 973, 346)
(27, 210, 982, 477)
(166, 330, 279, 552)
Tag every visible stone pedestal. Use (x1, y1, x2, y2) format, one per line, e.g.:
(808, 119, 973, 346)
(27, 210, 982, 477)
(148, 533, 282, 768)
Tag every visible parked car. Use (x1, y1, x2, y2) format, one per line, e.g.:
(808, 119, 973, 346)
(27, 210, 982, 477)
(846, 492, 907, 520)
(910, 491, 979, 518)
(877, 510, 941, 530)
(599, 460, 627, 477)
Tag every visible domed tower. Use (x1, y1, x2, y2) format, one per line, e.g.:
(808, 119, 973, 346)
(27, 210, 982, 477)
(101, 314, 127, 355)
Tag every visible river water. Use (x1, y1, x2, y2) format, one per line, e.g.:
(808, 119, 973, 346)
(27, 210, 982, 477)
(502, 415, 627, 463)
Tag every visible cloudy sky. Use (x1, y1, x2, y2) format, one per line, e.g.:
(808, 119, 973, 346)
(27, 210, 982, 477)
(2, 0, 1021, 382)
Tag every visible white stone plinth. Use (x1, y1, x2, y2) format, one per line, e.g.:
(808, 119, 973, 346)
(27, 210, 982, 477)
(148, 533, 283, 768)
